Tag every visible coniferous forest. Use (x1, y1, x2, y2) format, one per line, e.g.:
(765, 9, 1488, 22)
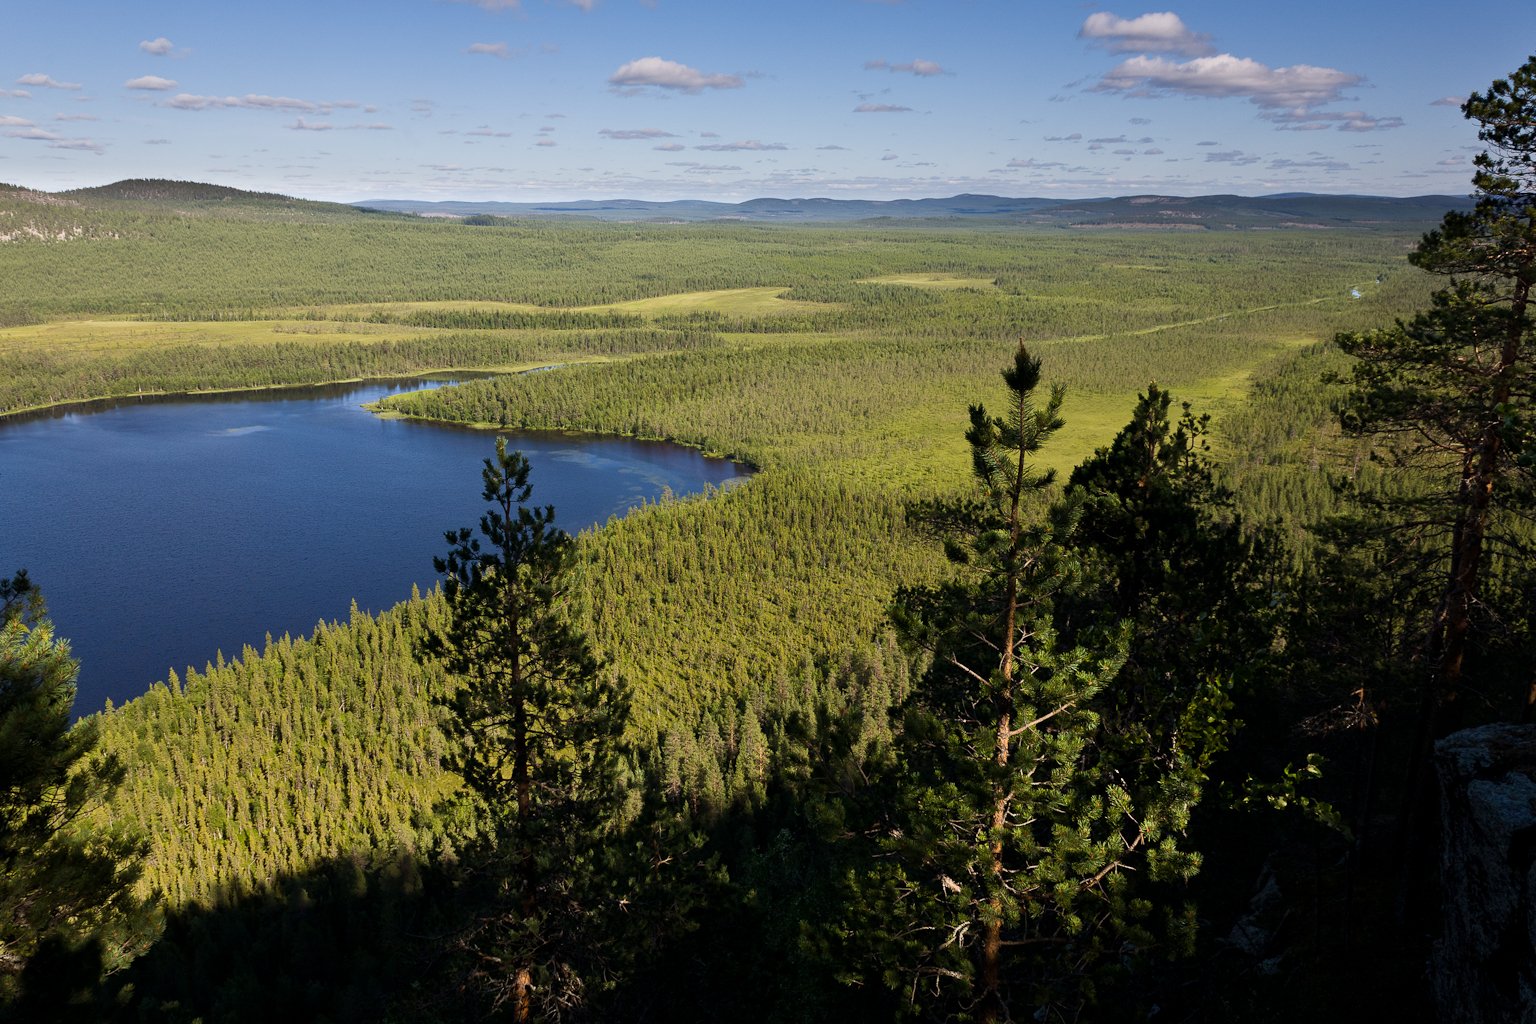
(2, 57, 1535, 1024)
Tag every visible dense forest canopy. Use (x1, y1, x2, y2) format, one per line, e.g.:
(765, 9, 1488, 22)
(2, 56, 1534, 1022)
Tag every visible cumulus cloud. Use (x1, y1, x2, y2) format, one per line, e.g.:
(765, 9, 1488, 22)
(1079, 12, 1213, 57)
(145, 138, 171, 145)
(166, 93, 359, 113)
(864, 58, 946, 76)
(854, 102, 912, 113)
(600, 127, 677, 139)
(653, 142, 685, 151)
(694, 139, 787, 151)
(126, 75, 178, 91)
(290, 118, 333, 131)
(18, 73, 82, 91)
(140, 37, 175, 55)
(467, 42, 510, 59)
(468, 126, 512, 137)
(0, 89, 30, 98)
(0, 115, 33, 127)
(1430, 96, 1464, 107)
(1094, 54, 1360, 110)
(1007, 157, 1065, 169)
(55, 113, 99, 122)
(817, 144, 848, 150)
(536, 138, 556, 146)
(609, 57, 743, 93)
(1044, 133, 1082, 141)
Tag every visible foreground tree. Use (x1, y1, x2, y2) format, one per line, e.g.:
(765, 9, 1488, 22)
(0, 572, 142, 1017)
(1336, 55, 1536, 732)
(841, 348, 1218, 1022)
(423, 441, 630, 1021)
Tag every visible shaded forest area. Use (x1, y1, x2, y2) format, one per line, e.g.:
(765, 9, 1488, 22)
(4, 59, 1536, 1023)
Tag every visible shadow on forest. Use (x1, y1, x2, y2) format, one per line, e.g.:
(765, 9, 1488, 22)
(108, 849, 472, 1024)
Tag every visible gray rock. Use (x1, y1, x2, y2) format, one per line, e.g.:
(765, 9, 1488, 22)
(1433, 724, 1536, 1024)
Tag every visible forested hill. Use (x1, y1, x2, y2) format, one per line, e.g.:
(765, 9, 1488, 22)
(354, 191, 1473, 227)
(3, 178, 1470, 229)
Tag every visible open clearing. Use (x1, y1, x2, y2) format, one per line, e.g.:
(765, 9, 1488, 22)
(858, 272, 998, 290)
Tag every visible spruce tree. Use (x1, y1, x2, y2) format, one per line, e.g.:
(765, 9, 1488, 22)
(0, 571, 142, 1018)
(423, 441, 630, 1022)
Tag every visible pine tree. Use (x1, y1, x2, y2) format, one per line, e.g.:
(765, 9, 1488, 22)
(423, 441, 630, 1021)
(1336, 56, 1536, 731)
(841, 346, 1211, 1022)
(0, 572, 142, 1017)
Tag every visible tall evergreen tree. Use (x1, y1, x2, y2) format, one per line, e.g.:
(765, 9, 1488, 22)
(840, 347, 1214, 1022)
(0, 572, 142, 1019)
(1336, 56, 1536, 731)
(423, 441, 630, 1022)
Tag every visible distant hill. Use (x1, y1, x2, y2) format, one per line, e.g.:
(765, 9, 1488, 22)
(59, 178, 366, 216)
(353, 191, 1472, 228)
(4, 179, 1473, 231)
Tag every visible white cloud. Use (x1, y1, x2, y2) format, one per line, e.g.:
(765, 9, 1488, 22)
(126, 75, 178, 91)
(55, 113, 99, 122)
(0, 89, 30, 98)
(467, 42, 510, 59)
(18, 73, 82, 91)
(468, 127, 512, 137)
(694, 140, 787, 151)
(166, 93, 359, 113)
(854, 103, 912, 113)
(5, 127, 60, 140)
(449, 0, 521, 9)
(1430, 96, 1463, 107)
(1044, 133, 1082, 141)
(1094, 54, 1360, 110)
(566, 0, 596, 9)
(49, 138, 104, 154)
(653, 142, 685, 151)
(1203, 149, 1259, 165)
(609, 57, 743, 93)
(1079, 12, 1213, 57)
(817, 144, 848, 150)
(1270, 156, 1350, 172)
(600, 127, 677, 139)
(1007, 157, 1065, 169)
(0, 115, 33, 127)
(1269, 109, 1404, 133)
(865, 58, 946, 76)
(139, 37, 175, 56)
(290, 118, 333, 131)
(536, 138, 556, 146)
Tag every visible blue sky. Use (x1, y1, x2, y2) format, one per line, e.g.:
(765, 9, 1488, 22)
(2, 1, 1532, 201)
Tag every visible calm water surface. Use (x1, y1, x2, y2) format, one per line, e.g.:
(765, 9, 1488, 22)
(0, 379, 748, 714)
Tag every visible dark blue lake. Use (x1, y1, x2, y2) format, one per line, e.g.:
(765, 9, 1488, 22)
(0, 378, 748, 714)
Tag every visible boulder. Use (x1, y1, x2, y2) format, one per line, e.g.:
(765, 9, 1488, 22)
(1434, 724, 1536, 1024)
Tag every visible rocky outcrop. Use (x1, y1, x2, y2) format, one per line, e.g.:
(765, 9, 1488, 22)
(1434, 724, 1536, 1024)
